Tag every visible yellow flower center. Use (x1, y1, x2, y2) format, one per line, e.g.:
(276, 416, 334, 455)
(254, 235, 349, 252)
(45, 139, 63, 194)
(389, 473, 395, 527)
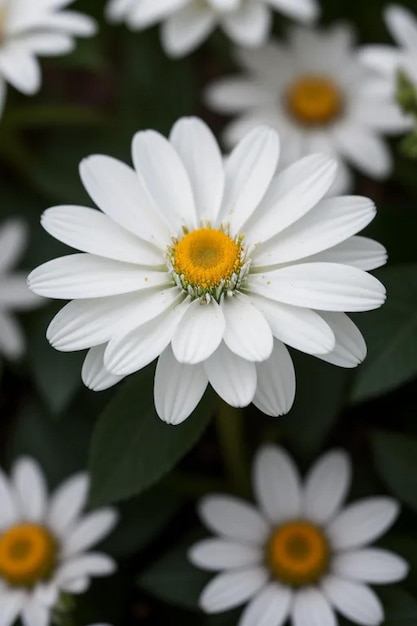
(0, 524, 57, 587)
(266, 520, 330, 587)
(286, 75, 342, 126)
(170, 228, 246, 301)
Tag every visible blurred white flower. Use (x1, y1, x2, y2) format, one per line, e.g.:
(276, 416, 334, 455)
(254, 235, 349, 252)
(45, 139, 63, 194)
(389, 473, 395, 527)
(206, 24, 412, 193)
(0, 457, 118, 626)
(105, 0, 319, 58)
(0, 0, 97, 114)
(28, 117, 386, 425)
(0, 219, 41, 362)
(190, 445, 408, 626)
(360, 4, 417, 89)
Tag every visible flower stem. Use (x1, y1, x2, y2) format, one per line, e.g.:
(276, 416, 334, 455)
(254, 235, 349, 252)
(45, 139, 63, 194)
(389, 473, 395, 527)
(215, 401, 250, 497)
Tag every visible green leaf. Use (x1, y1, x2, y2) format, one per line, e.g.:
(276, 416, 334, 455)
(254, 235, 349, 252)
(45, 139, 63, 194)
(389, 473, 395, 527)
(351, 264, 417, 403)
(381, 588, 417, 625)
(372, 430, 417, 513)
(89, 366, 214, 506)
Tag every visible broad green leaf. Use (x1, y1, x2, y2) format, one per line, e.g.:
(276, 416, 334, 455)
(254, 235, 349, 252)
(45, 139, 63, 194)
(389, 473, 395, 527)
(351, 264, 417, 403)
(372, 431, 417, 513)
(89, 366, 214, 506)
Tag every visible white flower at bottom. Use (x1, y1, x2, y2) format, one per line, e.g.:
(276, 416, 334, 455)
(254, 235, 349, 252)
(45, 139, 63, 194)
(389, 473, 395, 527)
(0, 457, 118, 626)
(190, 445, 408, 626)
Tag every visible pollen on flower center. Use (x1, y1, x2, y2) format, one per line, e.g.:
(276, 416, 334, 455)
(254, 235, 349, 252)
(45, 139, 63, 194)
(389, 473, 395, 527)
(286, 75, 342, 126)
(0, 523, 57, 587)
(169, 227, 248, 301)
(266, 520, 330, 586)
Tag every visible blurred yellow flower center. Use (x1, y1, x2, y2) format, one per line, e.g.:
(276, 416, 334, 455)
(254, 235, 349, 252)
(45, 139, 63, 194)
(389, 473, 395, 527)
(266, 520, 330, 586)
(0, 524, 57, 587)
(171, 228, 245, 300)
(287, 76, 342, 126)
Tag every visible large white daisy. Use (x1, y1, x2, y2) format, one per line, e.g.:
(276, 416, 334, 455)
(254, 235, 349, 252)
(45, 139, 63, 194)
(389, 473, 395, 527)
(205, 24, 412, 193)
(0, 219, 41, 363)
(28, 117, 386, 425)
(0, 0, 96, 115)
(0, 457, 118, 626)
(105, 0, 319, 58)
(190, 445, 408, 626)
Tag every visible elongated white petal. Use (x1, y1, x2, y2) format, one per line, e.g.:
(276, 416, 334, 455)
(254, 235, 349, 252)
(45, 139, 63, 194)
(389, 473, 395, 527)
(253, 340, 295, 416)
(0, 219, 26, 273)
(62, 510, 118, 558)
(0, 276, 41, 309)
(332, 548, 408, 584)
(333, 125, 391, 178)
(200, 567, 268, 613)
(239, 582, 292, 626)
(253, 444, 301, 523)
(221, 3, 271, 48)
(0, 43, 41, 94)
(161, 4, 216, 58)
(56, 553, 116, 583)
(48, 473, 89, 537)
(205, 77, 268, 113)
(303, 236, 387, 271)
(384, 4, 417, 51)
(82, 345, 125, 391)
(154, 345, 208, 425)
(314, 312, 367, 368)
(199, 495, 269, 544)
(303, 450, 351, 523)
(0, 469, 18, 529)
(205, 342, 257, 407)
(60, 577, 89, 593)
(21, 599, 49, 626)
(292, 588, 336, 626)
(128, 0, 188, 27)
(321, 575, 384, 626)
(222, 294, 273, 362)
(327, 498, 399, 550)
(189, 538, 261, 571)
(265, 0, 318, 23)
(0, 590, 25, 626)
(171, 298, 225, 364)
(0, 314, 25, 360)
(12, 457, 47, 522)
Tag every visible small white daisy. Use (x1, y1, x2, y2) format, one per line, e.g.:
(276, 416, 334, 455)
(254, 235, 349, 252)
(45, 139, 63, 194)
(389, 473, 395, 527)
(0, 0, 97, 115)
(206, 23, 412, 193)
(28, 117, 386, 425)
(0, 456, 118, 626)
(190, 445, 408, 626)
(360, 4, 417, 90)
(0, 219, 41, 362)
(105, 0, 319, 58)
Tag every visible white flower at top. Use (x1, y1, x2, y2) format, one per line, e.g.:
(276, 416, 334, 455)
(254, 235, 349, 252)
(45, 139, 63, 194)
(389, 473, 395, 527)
(28, 117, 386, 426)
(0, 219, 41, 362)
(360, 4, 417, 90)
(105, 0, 319, 58)
(0, 0, 96, 115)
(205, 24, 412, 194)
(0, 457, 118, 626)
(190, 445, 408, 626)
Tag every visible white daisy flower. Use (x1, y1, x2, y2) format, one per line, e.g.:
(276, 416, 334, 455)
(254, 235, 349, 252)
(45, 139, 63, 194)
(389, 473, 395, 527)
(0, 0, 97, 115)
(0, 219, 41, 362)
(205, 24, 412, 194)
(28, 117, 386, 425)
(360, 4, 417, 90)
(105, 0, 319, 58)
(190, 445, 408, 626)
(0, 457, 118, 626)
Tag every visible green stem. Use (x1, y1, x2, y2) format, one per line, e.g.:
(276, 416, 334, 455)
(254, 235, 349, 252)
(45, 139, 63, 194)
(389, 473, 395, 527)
(215, 401, 250, 497)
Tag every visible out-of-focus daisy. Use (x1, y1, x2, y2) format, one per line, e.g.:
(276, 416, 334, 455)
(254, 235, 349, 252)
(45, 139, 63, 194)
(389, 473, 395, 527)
(105, 0, 319, 58)
(0, 457, 117, 626)
(206, 24, 412, 193)
(0, 0, 97, 115)
(190, 445, 408, 626)
(28, 117, 386, 425)
(0, 219, 41, 362)
(360, 5, 417, 90)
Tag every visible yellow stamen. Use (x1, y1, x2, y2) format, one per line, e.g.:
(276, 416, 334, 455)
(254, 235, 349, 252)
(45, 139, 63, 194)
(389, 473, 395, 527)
(286, 75, 342, 126)
(0, 524, 57, 587)
(266, 520, 329, 586)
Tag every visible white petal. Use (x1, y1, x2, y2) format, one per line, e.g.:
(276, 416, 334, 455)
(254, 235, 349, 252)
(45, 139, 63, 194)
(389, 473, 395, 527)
(15, 32, 74, 56)
(385, 4, 417, 51)
(205, 77, 268, 113)
(0, 590, 25, 626)
(239, 582, 292, 626)
(205, 342, 257, 407)
(62, 510, 118, 558)
(0, 276, 41, 309)
(198, 494, 269, 544)
(248, 263, 386, 312)
(171, 298, 225, 364)
(60, 577, 89, 593)
(21, 600, 49, 626)
(304, 236, 387, 271)
(28, 254, 168, 299)
(200, 567, 268, 613)
(47, 473, 89, 537)
(222, 294, 273, 362)
(169, 117, 225, 223)
(31, 11, 97, 37)
(219, 126, 280, 233)
(0, 43, 41, 94)
(161, 4, 216, 58)
(321, 575, 384, 626)
(0, 314, 25, 360)
(265, 0, 318, 23)
(333, 125, 392, 179)
(82, 345, 125, 392)
(32, 582, 58, 607)
(221, 3, 271, 48)
(292, 588, 336, 626)
(253, 444, 301, 523)
(41, 206, 162, 265)
(154, 345, 208, 425)
(56, 552, 116, 583)
(132, 129, 197, 232)
(128, 0, 188, 27)
(0, 219, 26, 273)
(332, 548, 408, 584)
(0, 468, 18, 529)
(253, 340, 295, 417)
(327, 497, 399, 550)
(12, 457, 47, 522)
(314, 312, 367, 368)
(189, 538, 261, 571)
(303, 450, 351, 524)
